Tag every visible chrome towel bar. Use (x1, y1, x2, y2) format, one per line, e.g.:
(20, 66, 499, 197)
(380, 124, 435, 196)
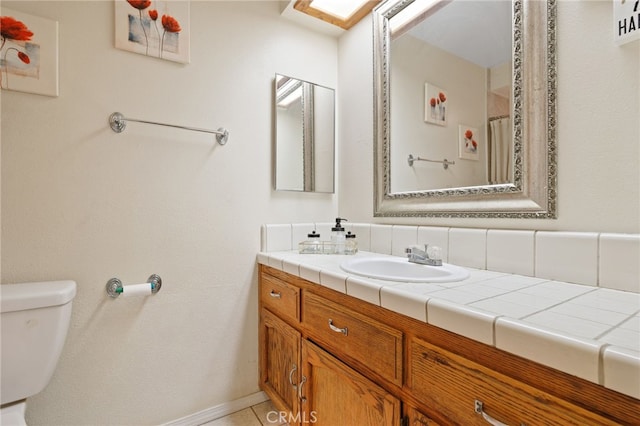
(407, 154, 455, 169)
(109, 112, 229, 145)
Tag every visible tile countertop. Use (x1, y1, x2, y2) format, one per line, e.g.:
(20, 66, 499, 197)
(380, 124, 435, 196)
(257, 250, 640, 400)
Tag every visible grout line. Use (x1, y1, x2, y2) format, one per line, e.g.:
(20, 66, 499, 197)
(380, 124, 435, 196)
(249, 405, 263, 425)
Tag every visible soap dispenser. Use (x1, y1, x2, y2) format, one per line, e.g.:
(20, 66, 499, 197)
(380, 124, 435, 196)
(345, 231, 358, 255)
(331, 218, 347, 254)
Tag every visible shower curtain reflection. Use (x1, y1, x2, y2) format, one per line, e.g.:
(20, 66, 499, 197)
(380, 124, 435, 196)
(488, 116, 512, 184)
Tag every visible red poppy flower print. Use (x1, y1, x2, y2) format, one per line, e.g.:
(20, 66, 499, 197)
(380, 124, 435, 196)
(119, 1, 187, 63)
(438, 92, 447, 102)
(127, 0, 151, 10)
(1, 16, 35, 90)
(162, 15, 181, 33)
(0, 16, 34, 41)
(465, 129, 473, 139)
(429, 98, 436, 107)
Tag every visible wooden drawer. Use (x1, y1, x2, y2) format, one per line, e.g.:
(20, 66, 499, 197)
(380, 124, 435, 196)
(302, 291, 403, 386)
(409, 337, 617, 426)
(260, 273, 300, 323)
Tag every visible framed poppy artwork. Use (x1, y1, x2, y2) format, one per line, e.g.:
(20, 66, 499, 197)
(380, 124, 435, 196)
(0, 8, 59, 97)
(115, 0, 190, 64)
(424, 83, 447, 126)
(458, 125, 480, 161)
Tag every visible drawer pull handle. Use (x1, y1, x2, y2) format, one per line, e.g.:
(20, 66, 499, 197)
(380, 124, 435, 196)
(269, 290, 281, 299)
(288, 364, 297, 389)
(475, 400, 509, 426)
(328, 319, 348, 336)
(298, 375, 307, 403)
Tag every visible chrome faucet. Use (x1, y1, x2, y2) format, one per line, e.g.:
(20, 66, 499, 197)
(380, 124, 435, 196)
(406, 244, 442, 266)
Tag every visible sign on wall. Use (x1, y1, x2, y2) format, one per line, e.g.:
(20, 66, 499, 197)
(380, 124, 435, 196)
(614, 0, 640, 45)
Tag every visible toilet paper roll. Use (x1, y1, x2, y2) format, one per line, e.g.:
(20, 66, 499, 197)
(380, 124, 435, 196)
(121, 283, 152, 297)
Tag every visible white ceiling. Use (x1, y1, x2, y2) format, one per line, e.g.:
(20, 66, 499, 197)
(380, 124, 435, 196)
(407, 0, 512, 69)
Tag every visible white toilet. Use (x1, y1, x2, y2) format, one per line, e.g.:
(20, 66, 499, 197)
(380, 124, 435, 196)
(0, 280, 77, 425)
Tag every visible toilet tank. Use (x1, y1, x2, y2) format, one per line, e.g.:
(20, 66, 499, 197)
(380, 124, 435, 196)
(1, 280, 76, 405)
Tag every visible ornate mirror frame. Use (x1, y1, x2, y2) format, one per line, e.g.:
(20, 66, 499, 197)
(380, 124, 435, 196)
(373, 0, 557, 218)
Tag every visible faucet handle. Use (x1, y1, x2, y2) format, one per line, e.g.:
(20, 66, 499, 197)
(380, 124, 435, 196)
(426, 245, 443, 261)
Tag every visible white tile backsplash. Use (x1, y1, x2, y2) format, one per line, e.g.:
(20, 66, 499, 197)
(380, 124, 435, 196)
(449, 228, 487, 269)
(599, 233, 640, 293)
(391, 225, 418, 256)
(487, 229, 535, 276)
(261, 225, 639, 294)
(535, 231, 599, 286)
(418, 226, 450, 262)
(370, 224, 393, 254)
(348, 223, 372, 252)
(292, 223, 316, 248)
(262, 224, 292, 252)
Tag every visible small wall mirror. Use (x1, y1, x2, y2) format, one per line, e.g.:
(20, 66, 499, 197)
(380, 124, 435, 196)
(373, 0, 557, 217)
(275, 74, 336, 193)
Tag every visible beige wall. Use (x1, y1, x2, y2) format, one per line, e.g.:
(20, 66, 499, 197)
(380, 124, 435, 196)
(2, 0, 639, 424)
(339, 0, 640, 233)
(1, 1, 338, 424)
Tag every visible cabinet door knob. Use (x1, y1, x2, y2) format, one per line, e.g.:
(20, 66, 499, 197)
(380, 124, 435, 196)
(474, 400, 510, 426)
(328, 319, 348, 336)
(269, 290, 281, 298)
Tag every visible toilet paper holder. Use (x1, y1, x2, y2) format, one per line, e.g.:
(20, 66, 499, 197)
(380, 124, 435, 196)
(106, 274, 162, 298)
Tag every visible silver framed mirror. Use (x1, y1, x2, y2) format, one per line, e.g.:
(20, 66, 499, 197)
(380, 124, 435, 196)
(275, 74, 336, 193)
(373, 0, 557, 218)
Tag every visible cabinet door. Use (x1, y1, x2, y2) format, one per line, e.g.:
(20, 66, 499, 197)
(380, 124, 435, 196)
(404, 406, 440, 426)
(300, 340, 401, 426)
(259, 309, 301, 421)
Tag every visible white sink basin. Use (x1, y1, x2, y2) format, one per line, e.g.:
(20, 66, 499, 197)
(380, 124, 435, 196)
(340, 256, 470, 283)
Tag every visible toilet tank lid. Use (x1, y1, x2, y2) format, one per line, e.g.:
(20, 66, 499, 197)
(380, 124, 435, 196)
(1, 280, 77, 313)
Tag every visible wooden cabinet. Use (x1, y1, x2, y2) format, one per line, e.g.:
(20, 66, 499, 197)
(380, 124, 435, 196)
(302, 291, 403, 386)
(301, 340, 401, 426)
(260, 272, 300, 323)
(259, 267, 399, 426)
(408, 337, 617, 425)
(259, 309, 301, 419)
(259, 265, 640, 426)
(404, 406, 440, 426)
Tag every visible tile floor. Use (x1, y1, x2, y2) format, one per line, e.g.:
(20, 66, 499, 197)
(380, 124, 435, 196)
(200, 400, 287, 426)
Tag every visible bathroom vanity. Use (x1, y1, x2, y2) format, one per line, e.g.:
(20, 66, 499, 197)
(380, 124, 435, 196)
(258, 262, 640, 425)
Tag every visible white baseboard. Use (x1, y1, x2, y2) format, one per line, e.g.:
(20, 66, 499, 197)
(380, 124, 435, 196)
(162, 391, 269, 426)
